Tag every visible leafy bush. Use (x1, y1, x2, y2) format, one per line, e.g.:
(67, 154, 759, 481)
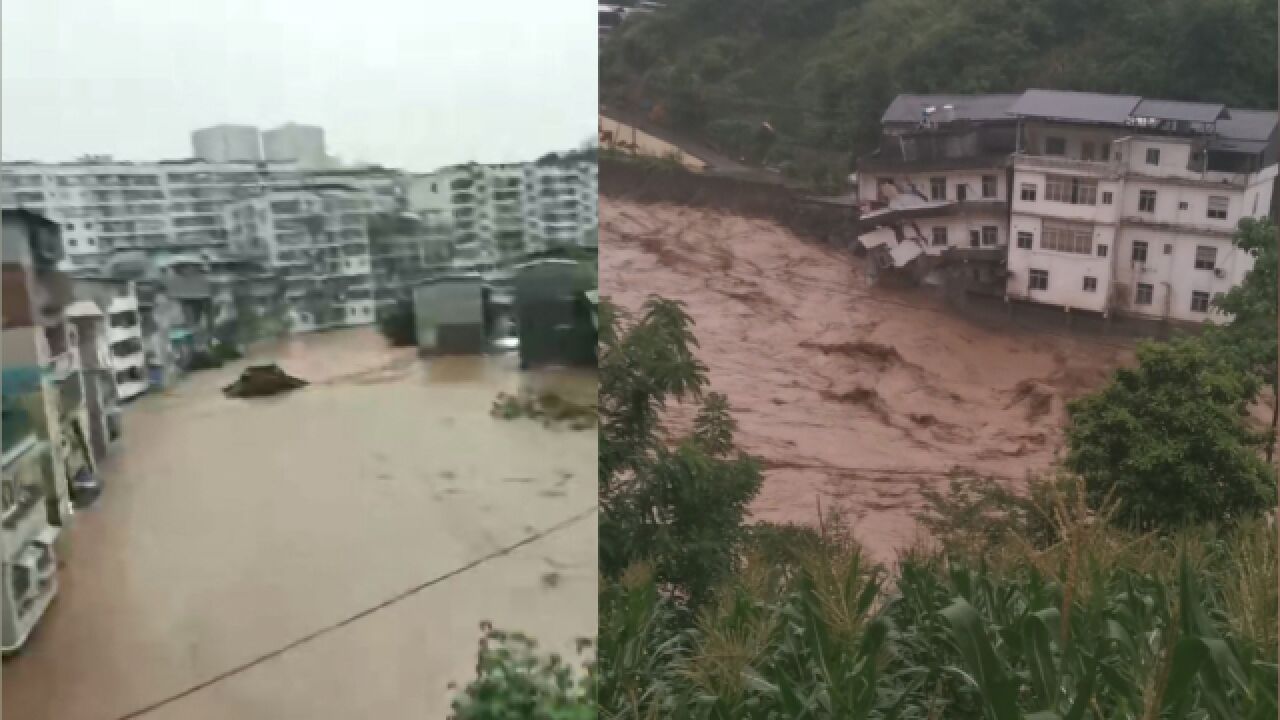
(449, 626, 595, 720)
(598, 298, 762, 606)
(1065, 336, 1274, 530)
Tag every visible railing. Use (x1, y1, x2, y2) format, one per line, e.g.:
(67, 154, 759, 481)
(1013, 152, 1126, 177)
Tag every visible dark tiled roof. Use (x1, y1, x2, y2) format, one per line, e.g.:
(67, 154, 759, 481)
(1132, 99, 1228, 123)
(1008, 89, 1142, 124)
(1212, 108, 1277, 153)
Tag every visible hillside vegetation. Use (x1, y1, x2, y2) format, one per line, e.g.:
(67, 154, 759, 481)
(601, 0, 1277, 181)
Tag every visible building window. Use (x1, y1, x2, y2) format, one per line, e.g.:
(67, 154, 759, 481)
(1044, 137, 1066, 156)
(1135, 283, 1154, 305)
(1040, 223, 1093, 254)
(1101, 143, 1111, 161)
(981, 175, 997, 198)
(1028, 269, 1049, 291)
(1252, 194, 1259, 215)
(931, 227, 948, 246)
(929, 178, 946, 201)
(68, 238, 78, 247)
(1207, 196, 1228, 220)
(64, 223, 75, 231)
(968, 230, 981, 247)
(1045, 175, 1097, 205)
(981, 226, 998, 246)
(956, 184, 967, 202)
(1082, 276, 1097, 292)
(1163, 243, 1172, 255)
(1020, 183, 1036, 202)
(1194, 245, 1217, 270)
(1190, 291, 1210, 313)
(1178, 201, 1188, 210)
(1138, 190, 1156, 213)
(1145, 148, 1160, 165)
(1102, 191, 1113, 205)
(1081, 142, 1094, 161)
(1132, 240, 1148, 263)
(1016, 231, 1033, 249)
(1097, 244, 1108, 258)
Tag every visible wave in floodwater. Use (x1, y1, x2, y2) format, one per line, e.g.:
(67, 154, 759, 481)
(600, 198, 1133, 561)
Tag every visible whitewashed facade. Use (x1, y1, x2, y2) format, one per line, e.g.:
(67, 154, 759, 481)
(859, 91, 1277, 325)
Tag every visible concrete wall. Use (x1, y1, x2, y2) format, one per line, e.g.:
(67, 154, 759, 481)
(1005, 213, 1116, 313)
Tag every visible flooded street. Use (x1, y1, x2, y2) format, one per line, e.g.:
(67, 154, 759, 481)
(3, 327, 597, 720)
(601, 198, 1131, 562)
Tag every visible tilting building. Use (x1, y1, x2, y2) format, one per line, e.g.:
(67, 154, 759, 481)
(856, 90, 1278, 324)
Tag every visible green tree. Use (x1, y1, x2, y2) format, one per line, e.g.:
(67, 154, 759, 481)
(598, 298, 762, 604)
(1064, 336, 1274, 530)
(1212, 217, 1278, 460)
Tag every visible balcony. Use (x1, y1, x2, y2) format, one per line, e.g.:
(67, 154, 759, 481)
(1013, 152, 1126, 179)
(1119, 214, 1238, 238)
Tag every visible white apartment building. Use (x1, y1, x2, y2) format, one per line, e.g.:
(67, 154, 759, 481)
(0, 158, 306, 272)
(191, 125, 263, 163)
(102, 288, 148, 400)
(406, 158, 599, 266)
(857, 90, 1277, 325)
(223, 185, 375, 332)
(262, 123, 329, 168)
(1006, 91, 1276, 324)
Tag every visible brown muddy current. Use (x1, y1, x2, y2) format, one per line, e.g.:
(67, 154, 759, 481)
(3, 328, 597, 720)
(600, 199, 1133, 562)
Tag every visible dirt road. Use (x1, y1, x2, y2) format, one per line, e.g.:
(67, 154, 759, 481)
(601, 199, 1131, 561)
(3, 328, 596, 720)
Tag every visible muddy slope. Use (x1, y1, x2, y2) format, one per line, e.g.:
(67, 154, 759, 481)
(600, 199, 1132, 561)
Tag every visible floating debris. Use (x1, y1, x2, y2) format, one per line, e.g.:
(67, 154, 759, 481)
(222, 364, 309, 398)
(490, 389, 597, 430)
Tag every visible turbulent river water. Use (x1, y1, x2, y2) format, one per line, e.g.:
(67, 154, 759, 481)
(601, 198, 1133, 562)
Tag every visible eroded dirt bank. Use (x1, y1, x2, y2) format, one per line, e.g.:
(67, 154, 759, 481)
(600, 199, 1133, 562)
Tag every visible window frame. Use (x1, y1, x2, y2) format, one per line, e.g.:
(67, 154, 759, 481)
(1040, 222, 1093, 255)
(1131, 240, 1148, 263)
(1016, 231, 1033, 249)
(1020, 183, 1036, 202)
(1028, 269, 1049, 291)
(1145, 147, 1161, 166)
(1190, 291, 1210, 313)
(1082, 276, 1098, 292)
(981, 175, 997, 199)
(1194, 245, 1217, 270)
(1138, 189, 1157, 213)
(929, 177, 946, 202)
(1206, 195, 1228, 220)
(1135, 283, 1154, 305)
(931, 226, 948, 247)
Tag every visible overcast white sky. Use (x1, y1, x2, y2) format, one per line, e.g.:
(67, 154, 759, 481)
(2, 0, 597, 172)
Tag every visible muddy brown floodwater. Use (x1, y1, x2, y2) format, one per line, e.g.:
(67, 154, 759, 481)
(601, 198, 1133, 563)
(3, 327, 597, 720)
